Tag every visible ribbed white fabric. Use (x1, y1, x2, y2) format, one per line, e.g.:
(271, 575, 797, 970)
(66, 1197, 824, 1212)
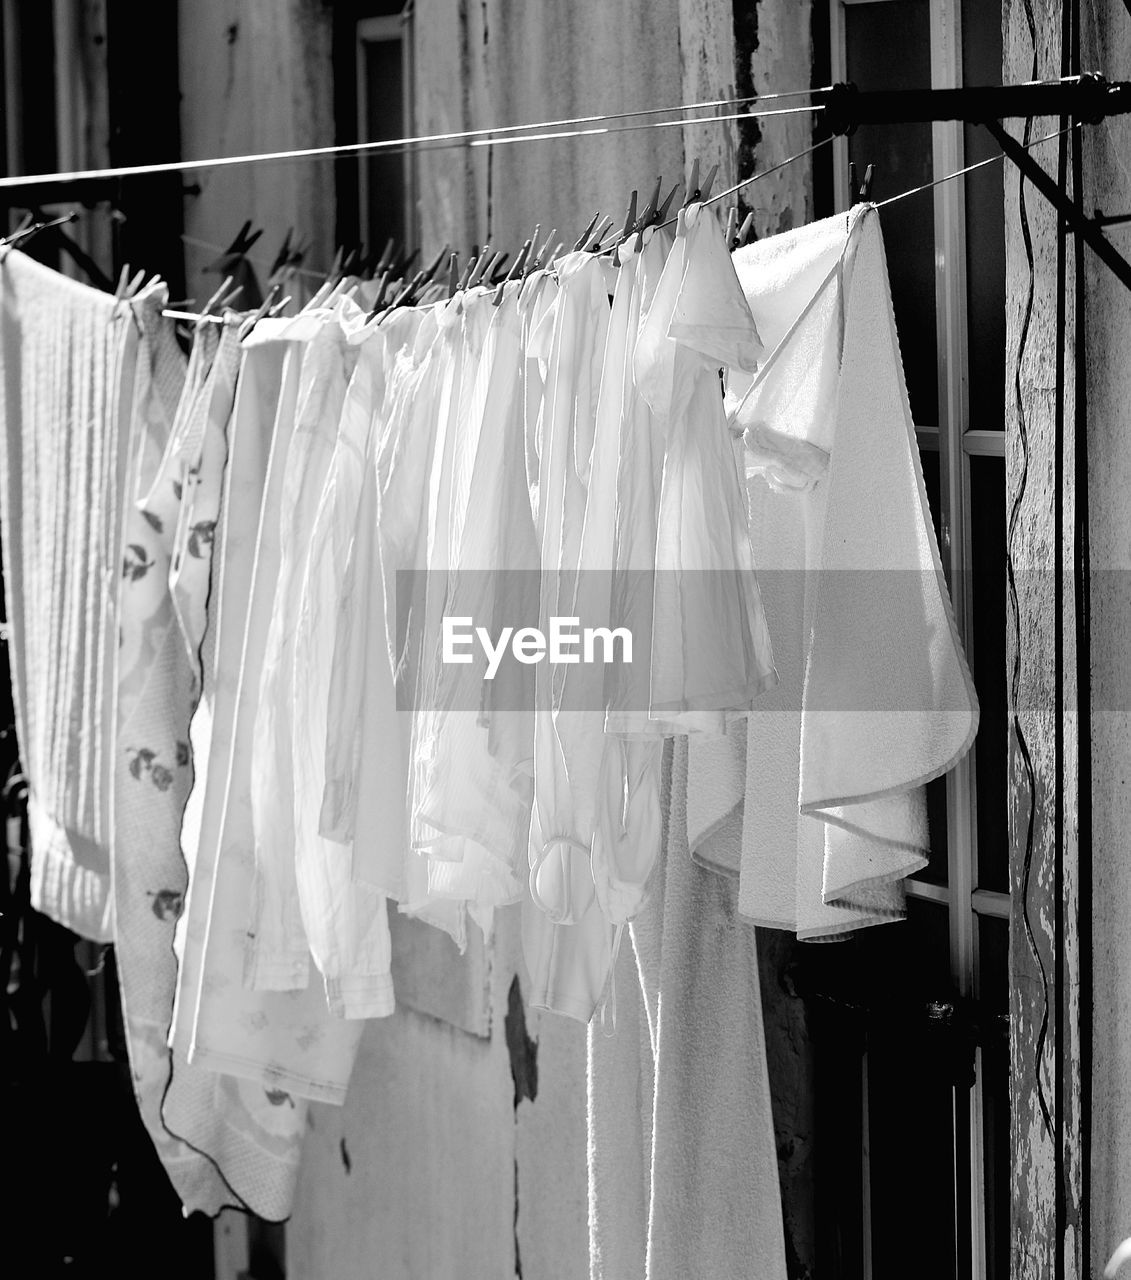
(0, 249, 132, 941)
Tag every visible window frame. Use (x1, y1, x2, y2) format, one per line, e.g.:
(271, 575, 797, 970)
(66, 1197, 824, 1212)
(827, 3, 1010, 1277)
(355, 8, 417, 257)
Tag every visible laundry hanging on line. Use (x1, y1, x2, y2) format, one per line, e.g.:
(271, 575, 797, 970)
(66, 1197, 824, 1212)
(0, 194, 976, 1240)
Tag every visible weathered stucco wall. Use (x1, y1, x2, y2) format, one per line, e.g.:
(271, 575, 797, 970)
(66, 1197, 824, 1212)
(1003, 2, 1082, 1274)
(178, 0, 336, 308)
(1005, 3, 1131, 1277)
(285, 911, 589, 1280)
(444, 0, 686, 267)
(744, 0, 813, 237)
(1079, 4, 1131, 1274)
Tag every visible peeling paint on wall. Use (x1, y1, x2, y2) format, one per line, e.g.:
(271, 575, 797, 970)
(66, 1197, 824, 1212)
(505, 976, 539, 1110)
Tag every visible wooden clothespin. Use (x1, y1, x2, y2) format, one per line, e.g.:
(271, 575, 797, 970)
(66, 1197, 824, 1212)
(724, 208, 756, 251)
(422, 244, 450, 280)
(682, 160, 718, 208)
(369, 247, 434, 324)
(0, 210, 78, 256)
(620, 192, 639, 242)
(417, 247, 446, 287)
(204, 221, 263, 273)
(612, 191, 638, 263)
(114, 266, 147, 302)
(848, 161, 876, 202)
(573, 212, 601, 253)
(654, 181, 680, 222)
(6, 211, 34, 241)
(327, 245, 347, 287)
(268, 230, 308, 295)
(238, 283, 283, 341)
(341, 245, 364, 278)
(446, 252, 460, 299)
(534, 228, 557, 269)
(485, 251, 510, 285)
(736, 212, 756, 248)
(626, 177, 681, 251)
(585, 216, 614, 253)
(269, 228, 297, 277)
(398, 269, 428, 307)
(467, 243, 495, 288)
(637, 178, 663, 231)
(205, 221, 264, 308)
(698, 163, 718, 201)
(201, 274, 243, 318)
(493, 239, 532, 306)
(365, 268, 395, 321)
(457, 245, 482, 292)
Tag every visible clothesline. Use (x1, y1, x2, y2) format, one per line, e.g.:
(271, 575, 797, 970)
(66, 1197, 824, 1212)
(876, 123, 1079, 207)
(0, 72, 1102, 194)
(0, 91, 828, 192)
(164, 125, 1078, 324)
(0, 178, 981, 1233)
(466, 103, 824, 149)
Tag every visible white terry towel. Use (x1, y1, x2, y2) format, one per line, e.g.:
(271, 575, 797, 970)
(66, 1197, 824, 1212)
(0, 250, 135, 941)
(729, 207, 978, 938)
(686, 718, 746, 878)
(587, 737, 788, 1280)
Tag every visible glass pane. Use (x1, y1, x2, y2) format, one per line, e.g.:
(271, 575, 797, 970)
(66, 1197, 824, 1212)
(978, 914, 1011, 1280)
(919, 777, 950, 885)
(916, 448, 949, 884)
(962, 1, 1006, 428)
(971, 456, 1007, 892)
(846, 0, 937, 426)
(798, 901, 956, 1278)
(919, 446, 943, 548)
(862, 901, 958, 1280)
(362, 36, 406, 253)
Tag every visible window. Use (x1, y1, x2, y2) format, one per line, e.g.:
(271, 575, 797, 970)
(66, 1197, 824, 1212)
(1, 0, 59, 221)
(806, 3, 1010, 1277)
(332, 1, 416, 259)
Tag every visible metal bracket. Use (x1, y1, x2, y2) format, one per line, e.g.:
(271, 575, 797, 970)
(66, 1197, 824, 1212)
(819, 73, 1130, 135)
(818, 74, 1131, 295)
(983, 118, 1131, 293)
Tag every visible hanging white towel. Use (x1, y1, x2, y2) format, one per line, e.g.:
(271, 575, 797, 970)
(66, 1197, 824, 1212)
(728, 206, 978, 938)
(586, 737, 788, 1280)
(0, 250, 133, 941)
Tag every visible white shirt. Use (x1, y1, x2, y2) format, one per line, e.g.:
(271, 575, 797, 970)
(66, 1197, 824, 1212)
(633, 202, 777, 731)
(247, 307, 355, 988)
(410, 285, 534, 933)
(290, 304, 395, 1018)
